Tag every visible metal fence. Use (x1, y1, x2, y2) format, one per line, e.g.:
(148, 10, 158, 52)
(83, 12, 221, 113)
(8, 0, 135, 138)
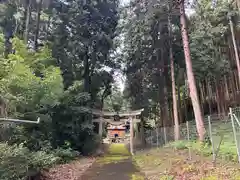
(143, 107, 240, 164)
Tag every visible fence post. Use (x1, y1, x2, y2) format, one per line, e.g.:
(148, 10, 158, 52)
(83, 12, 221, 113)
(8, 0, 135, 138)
(208, 115, 216, 165)
(230, 107, 240, 163)
(186, 121, 191, 160)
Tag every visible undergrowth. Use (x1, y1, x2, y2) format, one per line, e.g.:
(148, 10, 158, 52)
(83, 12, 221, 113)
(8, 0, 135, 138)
(166, 140, 238, 161)
(0, 143, 79, 180)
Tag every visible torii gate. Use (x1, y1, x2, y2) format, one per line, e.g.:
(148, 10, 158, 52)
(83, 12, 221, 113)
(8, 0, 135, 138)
(91, 108, 144, 155)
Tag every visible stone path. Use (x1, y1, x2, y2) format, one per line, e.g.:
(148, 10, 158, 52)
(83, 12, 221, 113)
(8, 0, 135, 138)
(80, 144, 145, 180)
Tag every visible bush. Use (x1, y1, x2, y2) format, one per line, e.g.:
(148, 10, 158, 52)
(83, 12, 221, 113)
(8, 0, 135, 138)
(0, 143, 78, 180)
(53, 147, 80, 163)
(167, 140, 239, 162)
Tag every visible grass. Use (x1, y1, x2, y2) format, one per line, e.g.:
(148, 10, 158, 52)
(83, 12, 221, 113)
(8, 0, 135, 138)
(169, 116, 240, 162)
(134, 147, 240, 180)
(167, 138, 238, 162)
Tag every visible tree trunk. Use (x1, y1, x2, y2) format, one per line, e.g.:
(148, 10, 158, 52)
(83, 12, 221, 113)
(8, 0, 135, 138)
(230, 72, 237, 105)
(183, 75, 189, 122)
(168, 6, 179, 140)
(224, 75, 230, 100)
(84, 51, 91, 93)
(163, 74, 170, 126)
(207, 78, 212, 115)
(234, 70, 240, 92)
(177, 81, 183, 123)
(179, 0, 205, 141)
(199, 82, 205, 114)
(34, 0, 43, 51)
(214, 78, 221, 115)
(229, 16, 240, 87)
(24, 0, 31, 44)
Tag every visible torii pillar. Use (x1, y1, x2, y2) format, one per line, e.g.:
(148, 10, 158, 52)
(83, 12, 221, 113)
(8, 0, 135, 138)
(130, 116, 134, 155)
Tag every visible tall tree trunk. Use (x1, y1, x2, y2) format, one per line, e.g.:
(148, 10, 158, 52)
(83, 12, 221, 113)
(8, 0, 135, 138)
(163, 73, 170, 126)
(234, 70, 240, 92)
(168, 5, 179, 140)
(179, 0, 205, 141)
(207, 78, 212, 115)
(177, 81, 183, 123)
(183, 75, 189, 122)
(34, 0, 43, 51)
(229, 16, 240, 86)
(214, 78, 221, 115)
(84, 51, 91, 93)
(199, 82, 205, 114)
(231, 72, 237, 105)
(224, 75, 230, 100)
(24, 0, 31, 44)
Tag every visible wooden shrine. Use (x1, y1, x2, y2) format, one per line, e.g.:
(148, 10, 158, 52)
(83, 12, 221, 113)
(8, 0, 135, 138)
(107, 123, 126, 142)
(91, 108, 144, 155)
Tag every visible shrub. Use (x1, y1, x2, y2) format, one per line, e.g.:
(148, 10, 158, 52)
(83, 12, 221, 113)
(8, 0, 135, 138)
(0, 143, 78, 180)
(53, 147, 80, 163)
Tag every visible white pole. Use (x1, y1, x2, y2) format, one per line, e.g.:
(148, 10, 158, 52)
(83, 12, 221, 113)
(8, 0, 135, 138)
(186, 121, 191, 160)
(0, 117, 40, 124)
(230, 107, 240, 163)
(208, 116, 216, 164)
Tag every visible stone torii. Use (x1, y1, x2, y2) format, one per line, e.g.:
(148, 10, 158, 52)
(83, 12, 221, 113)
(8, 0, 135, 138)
(91, 108, 144, 155)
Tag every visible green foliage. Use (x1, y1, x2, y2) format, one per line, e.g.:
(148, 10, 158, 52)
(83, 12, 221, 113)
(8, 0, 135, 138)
(0, 142, 78, 180)
(189, 0, 234, 79)
(0, 35, 63, 115)
(167, 140, 238, 161)
(0, 0, 121, 178)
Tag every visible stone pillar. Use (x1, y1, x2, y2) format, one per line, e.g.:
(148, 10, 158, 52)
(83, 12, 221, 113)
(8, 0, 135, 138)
(130, 116, 134, 155)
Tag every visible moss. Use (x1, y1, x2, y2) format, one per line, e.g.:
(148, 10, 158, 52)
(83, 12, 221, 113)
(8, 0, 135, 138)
(108, 143, 130, 156)
(97, 143, 130, 165)
(130, 173, 145, 180)
(97, 155, 129, 164)
(133, 154, 162, 167)
(201, 175, 218, 180)
(159, 175, 174, 180)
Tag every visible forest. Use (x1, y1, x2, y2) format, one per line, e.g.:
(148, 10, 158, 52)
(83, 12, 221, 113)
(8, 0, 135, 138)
(0, 0, 240, 179)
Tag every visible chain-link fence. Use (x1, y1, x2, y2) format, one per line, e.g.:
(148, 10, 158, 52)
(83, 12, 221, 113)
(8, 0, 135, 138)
(142, 107, 240, 164)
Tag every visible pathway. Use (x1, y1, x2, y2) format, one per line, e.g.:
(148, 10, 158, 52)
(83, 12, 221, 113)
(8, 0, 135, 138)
(80, 143, 145, 180)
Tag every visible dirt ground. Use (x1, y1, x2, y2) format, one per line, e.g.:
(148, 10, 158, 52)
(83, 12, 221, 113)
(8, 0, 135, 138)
(40, 157, 96, 180)
(133, 147, 240, 180)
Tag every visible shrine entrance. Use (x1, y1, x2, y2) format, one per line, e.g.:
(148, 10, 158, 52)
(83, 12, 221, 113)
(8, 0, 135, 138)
(91, 109, 144, 155)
